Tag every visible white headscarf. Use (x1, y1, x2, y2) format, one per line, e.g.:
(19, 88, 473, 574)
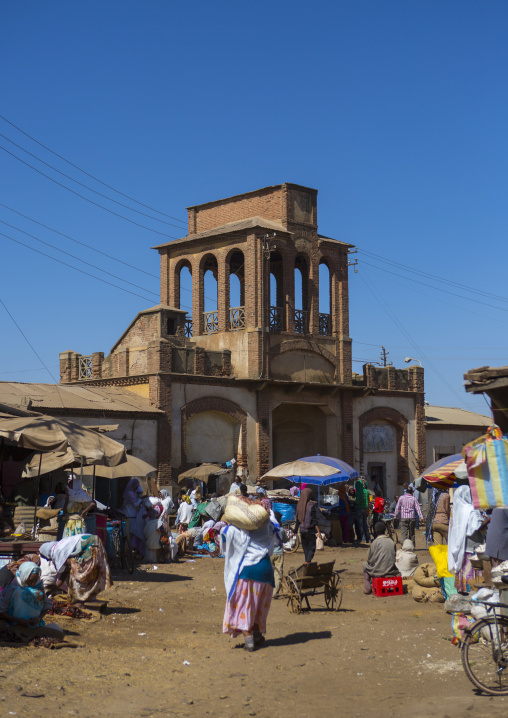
(67, 475, 92, 504)
(448, 485, 483, 573)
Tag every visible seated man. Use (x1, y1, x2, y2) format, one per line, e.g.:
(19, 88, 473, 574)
(362, 521, 399, 595)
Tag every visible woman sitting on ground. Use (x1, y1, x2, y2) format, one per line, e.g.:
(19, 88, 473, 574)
(0, 554, 40, 591)
(395, 539, 419, 578)
(0, 561, 52, 627)
(40, 534, 112, 606)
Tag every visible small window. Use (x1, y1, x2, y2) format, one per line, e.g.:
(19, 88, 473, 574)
(166, 318, 176, 335)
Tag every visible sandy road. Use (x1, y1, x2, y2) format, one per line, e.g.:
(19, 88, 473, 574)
(1, 538, 507, 718)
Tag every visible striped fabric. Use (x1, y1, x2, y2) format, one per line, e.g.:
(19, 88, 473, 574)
(394, 493, 423, 520)
(466, 438, 508, 510)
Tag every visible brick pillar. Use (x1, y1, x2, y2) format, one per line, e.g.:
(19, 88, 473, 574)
(59, 351, 77, 383)
(363, 363, 377, 389)
(117, 348, 129, 376)
(247, 331, 263, 379)
(218, 251, 227, 332)
(194, 347, 205, 375)
(70, 353, 80, 382)
(160, 252, 169, 305)
(387, 366, 396, 390)
(169, 258, 179, 308)
(149, 374, 172, 486)
(222, 349, 232, 376)
(256, 389, 271, 478)
(340, 390, 354, 466)
(244, 233, 258, 329)
(337, 251, 352, 383)
(308, 254, 319, 335)
(91, 352, 104, 379)
(283, 249, 295, 333)
(193, 257, 204, 335)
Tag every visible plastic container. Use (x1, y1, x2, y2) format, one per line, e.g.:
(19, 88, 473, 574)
(372, 576, 403, 597)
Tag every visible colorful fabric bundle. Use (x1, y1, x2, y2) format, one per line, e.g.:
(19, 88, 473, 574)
(463, 425, 508, 509)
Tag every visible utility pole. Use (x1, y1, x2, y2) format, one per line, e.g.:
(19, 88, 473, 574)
(380, 346, 392, 367)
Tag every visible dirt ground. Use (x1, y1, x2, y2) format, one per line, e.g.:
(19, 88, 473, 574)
(1, 533, 508, 718)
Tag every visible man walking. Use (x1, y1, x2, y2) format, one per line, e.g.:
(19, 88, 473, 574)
(394, 486, 423, 545)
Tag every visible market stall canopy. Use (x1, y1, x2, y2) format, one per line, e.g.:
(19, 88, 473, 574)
(416, 453, 468, 491)
(178, 463, 228, 485)
(80, 454, 157, 479)
(22, 450, 156, 480)
(0, 412, 126, 466)
(261, 459, 338, 485)
(298, 455, 359, 484)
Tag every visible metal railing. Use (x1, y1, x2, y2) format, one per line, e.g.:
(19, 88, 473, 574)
(79, 355, 93, 380)
(229, 306, 245, 330)
(184, 318, 193, 337)
(269, 306, 284, 332)
(294, 309, 309, 334)
(203, 310, 218, 334)
(319, 313, 331, 335)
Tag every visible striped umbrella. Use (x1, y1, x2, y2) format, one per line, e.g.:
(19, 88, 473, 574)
(419, 453, 468, 491)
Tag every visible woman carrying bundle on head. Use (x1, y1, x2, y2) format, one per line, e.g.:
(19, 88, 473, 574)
(222, 493, 281, 652)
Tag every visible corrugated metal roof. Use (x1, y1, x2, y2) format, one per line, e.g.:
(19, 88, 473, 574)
(0, 382, 162, 415)
(425, 405, 491, 427)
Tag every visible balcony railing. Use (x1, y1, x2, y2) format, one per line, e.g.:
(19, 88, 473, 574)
(229, 306, 245, 330)
(184, 318, 193, 337)
(269, 306, 284, 332)
(294, 309, 309, 334)
(319, 313, 331, 336)
(79, 355, 93, 380)
(203, 310, 218, 334)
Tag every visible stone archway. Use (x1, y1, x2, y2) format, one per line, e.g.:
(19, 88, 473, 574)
(358, 406, 409, 485)
(181, 396, 247, 469)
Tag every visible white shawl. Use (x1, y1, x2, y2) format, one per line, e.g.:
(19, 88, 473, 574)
(222, 517, 277, 600)
(448, 485, 483, 573)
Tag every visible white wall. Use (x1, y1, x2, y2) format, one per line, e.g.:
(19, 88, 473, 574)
(426, 427, 484, 466)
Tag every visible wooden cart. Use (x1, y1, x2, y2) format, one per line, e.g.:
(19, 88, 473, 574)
(281, 560, 343, 613)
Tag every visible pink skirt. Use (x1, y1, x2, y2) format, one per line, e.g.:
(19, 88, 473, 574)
(223, 579, 273, 637)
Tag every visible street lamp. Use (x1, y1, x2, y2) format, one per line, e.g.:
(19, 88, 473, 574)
(404, 357, 423, 367)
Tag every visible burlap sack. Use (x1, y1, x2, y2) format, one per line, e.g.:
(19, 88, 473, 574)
(223, 495, 269, 531)
(413, 562, 440, 588)
(412, 585, 444, 603)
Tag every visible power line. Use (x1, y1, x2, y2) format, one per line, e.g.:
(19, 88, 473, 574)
(0, 230, 154, 302)
(0, 218, 159, 297)
(0, 202, 159, 279)
(358, 248, 508, 306)
(0, 114, 187, 226)
(0, 143, 180, 240)
(359, 257, 508, 313)
(0, 132, 186, 231)
(357, 271, 475, 411)
(0, 297, 59, 386)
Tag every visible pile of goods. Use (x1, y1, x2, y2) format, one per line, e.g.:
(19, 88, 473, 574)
(47, 600, 93, 620)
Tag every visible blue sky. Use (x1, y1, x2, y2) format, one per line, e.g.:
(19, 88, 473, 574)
(1, 1, 507, 415)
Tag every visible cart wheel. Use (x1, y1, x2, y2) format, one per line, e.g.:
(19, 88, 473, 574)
(284, 575, 301, 614)
(324, 573, 343, 611)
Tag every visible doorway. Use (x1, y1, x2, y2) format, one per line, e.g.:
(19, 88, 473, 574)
(367, 462, 386, 497)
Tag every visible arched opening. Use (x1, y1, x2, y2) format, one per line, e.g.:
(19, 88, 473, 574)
(319, 260, 331, 335)
(294, 254, 309, 333)
(176, 261, 193, 337)
(202, 254, 218, 334)
(228, 250, 245, 330)
(269, 251, 284, 331)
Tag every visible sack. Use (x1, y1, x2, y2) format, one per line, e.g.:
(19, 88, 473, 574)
(223, 496, 269, 532)
(316, 533, 325, 551)
(464, 425, 508, 509)
(413, 562, 439, 588)
(205, 499, 222, 522)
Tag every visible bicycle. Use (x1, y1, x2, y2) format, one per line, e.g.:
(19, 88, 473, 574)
(108, 518, 135, 574)
(461, 577, 508, 695)
(282, 520, 300, 554)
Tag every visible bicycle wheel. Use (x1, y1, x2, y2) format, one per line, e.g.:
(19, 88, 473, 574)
(111, 527, 122, 570)
(461, 615, 508, 695)
(282, 523, 300, 554)
(121, 536, 135, 574)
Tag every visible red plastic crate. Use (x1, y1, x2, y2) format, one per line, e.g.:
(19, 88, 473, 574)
(372, 576, 403, 597)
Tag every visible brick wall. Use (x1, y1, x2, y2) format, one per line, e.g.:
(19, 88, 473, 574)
(358, 406, 410, 484)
